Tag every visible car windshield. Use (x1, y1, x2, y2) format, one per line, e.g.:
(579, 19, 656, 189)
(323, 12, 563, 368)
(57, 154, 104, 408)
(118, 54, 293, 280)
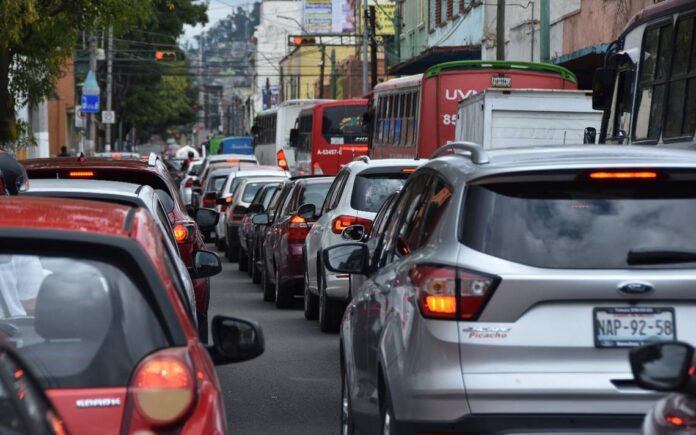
(351, 173, 408, 212)
(0, 255, 169, 388)
(462, 179, 696, 269)
(300, 182, 331, 209)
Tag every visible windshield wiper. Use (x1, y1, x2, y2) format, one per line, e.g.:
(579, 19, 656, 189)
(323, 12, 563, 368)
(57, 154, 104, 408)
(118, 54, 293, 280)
(627, 249, 696, 265)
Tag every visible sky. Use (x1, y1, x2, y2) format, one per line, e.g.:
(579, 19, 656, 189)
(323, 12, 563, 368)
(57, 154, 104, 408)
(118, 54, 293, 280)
(181, 0, 255, 45)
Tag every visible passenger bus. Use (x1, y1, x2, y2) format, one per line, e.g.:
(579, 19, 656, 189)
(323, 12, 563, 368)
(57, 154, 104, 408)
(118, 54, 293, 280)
(252, 99, 329, 173)
(593, 0, 695, 148)
(290, 99, 368, 175)
(369, 60, 578, 159)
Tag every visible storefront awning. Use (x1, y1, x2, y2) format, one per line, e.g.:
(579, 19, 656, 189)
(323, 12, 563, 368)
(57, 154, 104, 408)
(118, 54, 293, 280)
(388, 45, 481, 76)
(554, 43, 609, 90)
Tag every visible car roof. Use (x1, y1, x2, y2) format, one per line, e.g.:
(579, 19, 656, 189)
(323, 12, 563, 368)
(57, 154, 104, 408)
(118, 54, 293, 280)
(22, 157, 152, 171)
(226, 168, 289, 178)
(209, 167, 238, 176)
(344, 157, 425, 171)
(425, 145, 696, 181)
(0, 196, 133, 236)
(208, 154, 258, 162)
(238, 176, 287, 185)
(296, 176, 335, 185)
(26, 179, 144, 197)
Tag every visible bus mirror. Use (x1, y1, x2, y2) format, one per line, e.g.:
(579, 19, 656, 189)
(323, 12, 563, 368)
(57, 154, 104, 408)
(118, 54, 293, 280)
(583, 127, 597, 144)
(289, 128, 299, 148)
(251, 125, 260, 136)
(592, 68, 616, 111)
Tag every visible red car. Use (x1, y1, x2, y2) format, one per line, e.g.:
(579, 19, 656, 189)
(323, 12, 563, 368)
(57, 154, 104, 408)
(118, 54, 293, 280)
(21, 154, 213, 342)
(256, 176, 333, 308)
(0, 197, 263, 434)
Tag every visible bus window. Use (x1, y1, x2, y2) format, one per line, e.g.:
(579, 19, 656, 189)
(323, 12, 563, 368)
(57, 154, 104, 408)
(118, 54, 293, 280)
(385, 95, 393, 145)
(403, 93, 412, 147)
(394, 94, 403, 146)
(634, 23, 672, 141)
(665, 16, 696, 139)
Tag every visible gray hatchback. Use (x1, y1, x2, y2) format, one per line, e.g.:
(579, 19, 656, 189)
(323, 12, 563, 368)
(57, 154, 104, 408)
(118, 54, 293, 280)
(325, 143, 696, 434)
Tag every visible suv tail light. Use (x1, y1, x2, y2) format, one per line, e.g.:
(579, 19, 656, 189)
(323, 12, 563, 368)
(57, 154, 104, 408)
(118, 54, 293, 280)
(288, 215, 309, 242)
(410, 265, 498, 320)
(331, 215, 372, 234)
(173, 223, 195, 243)
(202, 192, 216, 208)
(230, 205, 247, 224)
(277, 150, 289, 171)
(220, 196, 232, 212)
(129, 348, 195, 426)
(184, 178, 194, 188)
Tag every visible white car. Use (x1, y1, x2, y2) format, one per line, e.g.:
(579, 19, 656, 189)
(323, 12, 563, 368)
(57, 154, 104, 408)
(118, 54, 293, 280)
(179, 160, 203, 207)
(303, 157, 424, 332)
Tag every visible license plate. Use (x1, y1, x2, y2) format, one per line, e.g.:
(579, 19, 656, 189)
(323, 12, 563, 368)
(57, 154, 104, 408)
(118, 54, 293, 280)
(593, 307, 676, 348)
(491, 76, 512, 88)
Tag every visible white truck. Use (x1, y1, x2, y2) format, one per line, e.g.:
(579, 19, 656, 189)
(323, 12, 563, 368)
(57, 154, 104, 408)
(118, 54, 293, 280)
(454, 88, 602, 148)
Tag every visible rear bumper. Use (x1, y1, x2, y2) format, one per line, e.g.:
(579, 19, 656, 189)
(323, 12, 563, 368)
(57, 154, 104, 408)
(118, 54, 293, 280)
(389, 413, 644, 435)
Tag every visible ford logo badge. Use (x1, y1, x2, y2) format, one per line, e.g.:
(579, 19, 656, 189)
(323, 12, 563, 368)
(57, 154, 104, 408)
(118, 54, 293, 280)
(618, 282, 654, 295)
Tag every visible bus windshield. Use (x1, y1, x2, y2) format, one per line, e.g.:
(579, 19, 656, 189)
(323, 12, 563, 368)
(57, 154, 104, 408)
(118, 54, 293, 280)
(322, 106, 368, 145)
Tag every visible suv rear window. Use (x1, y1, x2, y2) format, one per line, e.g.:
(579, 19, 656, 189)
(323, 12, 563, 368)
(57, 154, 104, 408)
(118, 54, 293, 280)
(462, 179, 696, 269)
(1, 255, 169, 387)
(351, 174, 407, 212)
(208, 175, 228, 192)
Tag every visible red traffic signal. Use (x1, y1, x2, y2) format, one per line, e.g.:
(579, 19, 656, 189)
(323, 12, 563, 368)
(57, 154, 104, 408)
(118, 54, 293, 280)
(288, 36, 317, 46)
(155, 51, 177, 61)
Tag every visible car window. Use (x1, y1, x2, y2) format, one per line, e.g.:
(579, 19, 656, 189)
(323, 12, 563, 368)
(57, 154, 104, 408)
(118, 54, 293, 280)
(462, 178, 696, 269)
(392, 174, 432, 259)
(369, 192, 398, 240)
(160, 239, 195, 325)
(419, 178, 453, 244)
(299, 182, 331, 210)
(351, 173, 408, 212)
(261, 185, 279, 209)
(277, 184, 296, 218)
(269, 184, 292, 221)
(0, 254, 170, 388)
(155, 200, 177, 246)
(324, 170, 348, 212)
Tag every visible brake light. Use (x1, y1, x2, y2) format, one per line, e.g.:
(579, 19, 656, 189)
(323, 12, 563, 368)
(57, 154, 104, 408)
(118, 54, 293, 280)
(112, 153, 122, 159)
(131, 349, 195, 426)
(230, 205, 247, 223)
(666, 415, 686, 427)
(0, 175, 5, 195)
(401, 167, 416, 173)
(202, 195, 216, 208)
(410, 265, 497, 320)
(288, 215, 309, 242)
(589, 171, 658, 179)
(331, 215, 372, 234)
(173, 224, 188, 242)
(184, 178, 194, 188)
(69, 170, 94, 178)
(312, 161, 324, 175)
(277, 150, 289, 171)
(225, 158, 240, 163)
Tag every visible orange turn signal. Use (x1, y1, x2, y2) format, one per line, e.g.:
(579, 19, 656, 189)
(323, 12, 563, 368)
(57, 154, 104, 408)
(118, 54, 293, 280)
(424, 295, 457, 315)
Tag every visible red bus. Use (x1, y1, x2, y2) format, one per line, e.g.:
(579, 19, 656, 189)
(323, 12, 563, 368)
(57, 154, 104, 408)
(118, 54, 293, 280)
(369, 60, 578, 159)
(290, 99, 369, 175)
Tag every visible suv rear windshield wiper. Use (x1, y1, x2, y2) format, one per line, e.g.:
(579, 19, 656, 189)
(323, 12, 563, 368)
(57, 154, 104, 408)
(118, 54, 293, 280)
(627, 249, 696, 266)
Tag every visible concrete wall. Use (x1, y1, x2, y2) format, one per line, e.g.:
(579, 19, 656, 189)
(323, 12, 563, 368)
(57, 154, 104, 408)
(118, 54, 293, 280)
(399, 0, 429, 62)
(427, 2, 484, 49)
(253, 0, 303, 114)
(281, 45, 355, 99)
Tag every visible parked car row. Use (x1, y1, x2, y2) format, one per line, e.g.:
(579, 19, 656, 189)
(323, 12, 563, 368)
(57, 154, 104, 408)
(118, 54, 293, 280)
(0, 151, 265, 434)
(211, 141, 696, 434)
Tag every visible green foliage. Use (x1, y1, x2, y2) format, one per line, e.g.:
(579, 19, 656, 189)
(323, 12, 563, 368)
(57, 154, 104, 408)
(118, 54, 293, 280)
(0, 0, 151, 147)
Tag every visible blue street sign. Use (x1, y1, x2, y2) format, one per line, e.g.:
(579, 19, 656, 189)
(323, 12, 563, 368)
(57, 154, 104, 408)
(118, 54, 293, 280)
(81, 94, 100, 113)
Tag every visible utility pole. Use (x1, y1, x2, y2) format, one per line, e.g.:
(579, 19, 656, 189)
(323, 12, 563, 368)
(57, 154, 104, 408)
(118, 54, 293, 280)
(362, 0, 369, 94)
(496, 0, 505, 60)
(540, 0, 550, 63)
(105, 26, 113, 151)
(198, 34, 205, 139)
(319, 45, 326, 98)
(87, 34, 98, 154)
(330, 49, 337, 99)
(369, 5, 378, 88)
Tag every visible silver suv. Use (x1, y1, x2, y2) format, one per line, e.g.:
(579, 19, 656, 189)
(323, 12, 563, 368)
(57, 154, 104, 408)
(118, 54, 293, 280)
(326, 143, 696, 434)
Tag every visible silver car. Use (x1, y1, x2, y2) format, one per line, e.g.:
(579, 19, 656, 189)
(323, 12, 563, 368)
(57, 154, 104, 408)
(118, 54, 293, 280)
(326, 143, 696, 434)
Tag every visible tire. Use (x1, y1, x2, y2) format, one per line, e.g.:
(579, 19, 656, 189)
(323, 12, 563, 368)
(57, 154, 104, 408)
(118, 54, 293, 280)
(197, 313, 209, 344)
(215, 233, 226, 252)
(303, 268, 318, 320)
(341, 364, 355, 435)
(318, 269, 343, 333)
(274, 268, 293, 309)
(380, 384, 394, 435)
(262, 263, 275, 302)
(239, 246, 249, 272)
(246, 244, 253, 277)
(225, 233, 234, 262)
(252, 249, 262, 284)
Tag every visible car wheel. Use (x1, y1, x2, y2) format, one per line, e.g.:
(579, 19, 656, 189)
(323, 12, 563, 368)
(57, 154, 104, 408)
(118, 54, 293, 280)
(275, 268, 293, 309)
(304, 268, 318, 320)
(318, 269, 342, 333)
(341, 365, 355, 435)
(239, 247, 249, 272)
(225, 234, 234, 262)
(262, 263, 275, 302)
(252, 249, 262, 284)
(380, 386, 394, 435)
(246, 244, 253, 277)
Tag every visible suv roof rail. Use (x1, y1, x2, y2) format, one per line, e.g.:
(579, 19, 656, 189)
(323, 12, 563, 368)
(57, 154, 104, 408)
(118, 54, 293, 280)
(354, 155, 370, 163)
(147, 152, 159, 167)
(431, 142, 489, 164)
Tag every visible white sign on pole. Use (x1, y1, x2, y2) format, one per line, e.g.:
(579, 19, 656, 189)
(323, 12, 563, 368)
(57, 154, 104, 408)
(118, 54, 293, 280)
(102, 110, 116, 124)
(75, 106, 85, 128)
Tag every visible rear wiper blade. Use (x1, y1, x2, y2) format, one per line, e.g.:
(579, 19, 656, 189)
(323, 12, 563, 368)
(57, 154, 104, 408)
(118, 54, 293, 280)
(627, 249, 696, 265)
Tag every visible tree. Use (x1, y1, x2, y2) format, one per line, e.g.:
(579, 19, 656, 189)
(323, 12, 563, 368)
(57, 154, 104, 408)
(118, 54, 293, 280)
(0, 0, 151, 147)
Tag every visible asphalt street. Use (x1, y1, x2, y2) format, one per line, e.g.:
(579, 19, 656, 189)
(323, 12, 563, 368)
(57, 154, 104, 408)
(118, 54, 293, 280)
(211, 255, 341, 434)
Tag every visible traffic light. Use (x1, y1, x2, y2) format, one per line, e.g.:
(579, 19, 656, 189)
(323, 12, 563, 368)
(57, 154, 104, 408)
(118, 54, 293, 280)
(288, 35, 317, 47)
(155, 51, 177, 61)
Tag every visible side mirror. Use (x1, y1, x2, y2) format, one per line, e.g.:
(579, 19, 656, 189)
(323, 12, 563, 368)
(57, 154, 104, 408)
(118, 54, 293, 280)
(630, 342, 695, 392)
(323, 243, 368, 275)
(193, 179, 201, 187)
(250, 125, 260, 136)
(297, 203, 316, 220)
(592, 68, 616, 110)
(252, 213, 270, 225)
(155, 189, 175, 213)
(207, 315, 265, 365)
(342, 224, 366, 241)
(195, 207, 219, 231)
(248, 203, 264, 214)
(188, 250, 222, 279)
(289, 128, 299, 148)
(185, 204, 196, 217)
(583, 127, 597, 145)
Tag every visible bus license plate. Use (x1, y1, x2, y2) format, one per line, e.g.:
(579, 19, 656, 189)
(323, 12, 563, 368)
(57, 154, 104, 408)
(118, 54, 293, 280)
(593, 307, 675, 348)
